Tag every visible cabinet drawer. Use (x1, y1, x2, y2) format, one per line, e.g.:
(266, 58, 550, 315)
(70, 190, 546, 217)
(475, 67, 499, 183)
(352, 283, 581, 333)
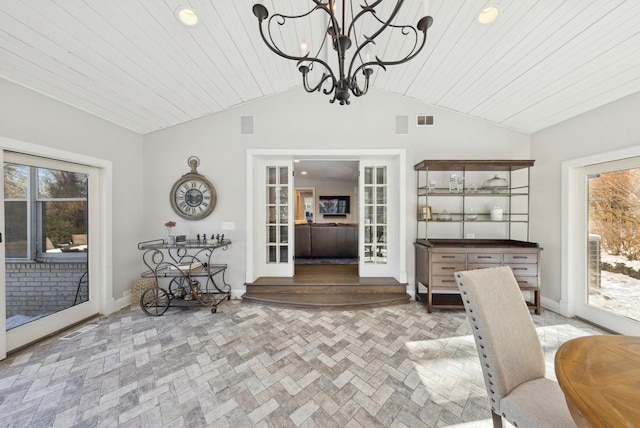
(504, 253, 538, 264)
(515, 276, 538, 289)
(467, 253, 503, 264)
(467, 263, 502, 270)
(507, 263, 538, 276)
(431, 253, 466, 263)
(431, 275, 458, 289)
(431, 263, 466, 275)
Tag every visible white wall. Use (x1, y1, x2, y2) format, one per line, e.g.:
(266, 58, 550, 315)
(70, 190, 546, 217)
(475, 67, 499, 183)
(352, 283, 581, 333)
(143, 88, 530, 296)
(0, 78, 144, 309)
(531, 91, 640, 307)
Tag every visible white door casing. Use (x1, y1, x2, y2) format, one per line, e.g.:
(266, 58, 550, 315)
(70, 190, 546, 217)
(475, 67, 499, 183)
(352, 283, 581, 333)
(4, 152, 101, 352)
(563, 149, 640, 335)
(0, 135, 112, 359)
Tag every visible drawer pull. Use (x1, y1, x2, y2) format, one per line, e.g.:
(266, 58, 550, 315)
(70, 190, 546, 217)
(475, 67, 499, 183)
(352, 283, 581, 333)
(442, 280, 456, 283)
(512, 267, 527, 271)
(477, 256, 492, 259)
(442, 267, 456, 270)
(512, 256, 528, 259)
(442, 256, 455, 258)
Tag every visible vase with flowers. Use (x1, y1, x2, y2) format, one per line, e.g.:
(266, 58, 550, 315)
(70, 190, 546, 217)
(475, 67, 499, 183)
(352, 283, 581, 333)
(164, 221, 176, 245)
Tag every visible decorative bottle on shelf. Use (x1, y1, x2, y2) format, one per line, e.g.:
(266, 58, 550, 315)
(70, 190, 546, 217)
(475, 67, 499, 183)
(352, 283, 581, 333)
(448, 174, 457, 192)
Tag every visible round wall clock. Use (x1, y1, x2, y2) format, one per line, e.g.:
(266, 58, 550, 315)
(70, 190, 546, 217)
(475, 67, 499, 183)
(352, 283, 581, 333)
(170, 156, 217, 220)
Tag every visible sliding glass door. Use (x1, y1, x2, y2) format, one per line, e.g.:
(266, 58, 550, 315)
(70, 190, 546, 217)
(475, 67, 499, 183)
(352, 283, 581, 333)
(576, 157, 640, 334)
(3, 152, 99, 352)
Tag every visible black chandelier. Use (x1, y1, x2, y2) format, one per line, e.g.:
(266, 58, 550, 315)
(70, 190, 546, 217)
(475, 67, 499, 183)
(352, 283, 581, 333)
(252, 1, 433, 105)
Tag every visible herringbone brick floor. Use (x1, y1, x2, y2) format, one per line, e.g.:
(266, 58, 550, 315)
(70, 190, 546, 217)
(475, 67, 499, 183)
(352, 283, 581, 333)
(0, 301, 602, 427)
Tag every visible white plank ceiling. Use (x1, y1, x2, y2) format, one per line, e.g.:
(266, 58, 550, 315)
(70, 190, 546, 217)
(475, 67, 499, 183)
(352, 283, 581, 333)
(0, 0, 638, 135)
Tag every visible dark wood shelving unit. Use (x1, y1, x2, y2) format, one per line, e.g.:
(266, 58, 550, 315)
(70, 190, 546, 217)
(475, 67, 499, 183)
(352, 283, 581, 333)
(414, 160, 541, 314)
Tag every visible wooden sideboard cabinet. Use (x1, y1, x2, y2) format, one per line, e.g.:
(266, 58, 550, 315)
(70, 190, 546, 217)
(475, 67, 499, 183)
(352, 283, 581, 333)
(415, 239, 541, 313)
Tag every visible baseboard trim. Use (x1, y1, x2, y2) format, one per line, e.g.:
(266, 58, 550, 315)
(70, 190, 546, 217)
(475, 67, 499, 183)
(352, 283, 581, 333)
(114, 295, 132, 312)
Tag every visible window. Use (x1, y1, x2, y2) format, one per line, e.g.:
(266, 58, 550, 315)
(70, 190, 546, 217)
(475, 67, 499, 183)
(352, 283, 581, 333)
(4, 163, 88, 260)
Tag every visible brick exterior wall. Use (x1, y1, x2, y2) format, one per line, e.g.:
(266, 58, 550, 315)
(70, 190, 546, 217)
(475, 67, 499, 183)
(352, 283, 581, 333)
(6, 262, 88, 317)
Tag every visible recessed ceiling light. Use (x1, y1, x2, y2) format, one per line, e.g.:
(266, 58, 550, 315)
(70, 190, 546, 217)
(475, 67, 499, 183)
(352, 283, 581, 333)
(478, 6, 499, 24)
(301, 171, 307, 175)
(176, 7, 198, 27)
(293, 159, 301, 163)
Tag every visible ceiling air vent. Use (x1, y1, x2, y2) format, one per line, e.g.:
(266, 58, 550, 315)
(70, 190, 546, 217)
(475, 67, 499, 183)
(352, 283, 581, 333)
(417, 115, 434, 126)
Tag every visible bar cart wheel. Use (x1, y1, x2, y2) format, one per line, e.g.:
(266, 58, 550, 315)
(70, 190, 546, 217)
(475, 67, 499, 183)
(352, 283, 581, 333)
(140, 287, 170, 316)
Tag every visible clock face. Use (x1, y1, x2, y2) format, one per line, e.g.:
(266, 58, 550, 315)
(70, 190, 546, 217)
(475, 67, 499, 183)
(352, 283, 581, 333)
(170, 174, 217, 220)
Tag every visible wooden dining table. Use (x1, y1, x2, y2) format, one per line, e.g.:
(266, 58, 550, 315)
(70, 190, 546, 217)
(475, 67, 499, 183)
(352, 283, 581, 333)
(554, 335, 640, 428)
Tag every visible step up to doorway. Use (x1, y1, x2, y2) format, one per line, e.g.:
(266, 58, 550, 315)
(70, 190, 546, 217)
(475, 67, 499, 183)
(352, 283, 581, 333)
(243, 265, 410, 310)
(242, 292, 410, 310)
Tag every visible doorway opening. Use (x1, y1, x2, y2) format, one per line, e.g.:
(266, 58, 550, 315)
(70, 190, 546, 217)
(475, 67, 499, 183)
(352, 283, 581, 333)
(246, 148, 406, 286)
(293, 160, 359, 277)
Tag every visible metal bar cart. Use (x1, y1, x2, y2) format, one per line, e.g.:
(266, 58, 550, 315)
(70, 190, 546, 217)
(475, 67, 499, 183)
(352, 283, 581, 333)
(137, 238, 231, 315)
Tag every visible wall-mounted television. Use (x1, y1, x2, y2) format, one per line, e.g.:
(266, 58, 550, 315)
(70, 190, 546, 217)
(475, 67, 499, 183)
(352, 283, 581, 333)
(318, 195, 350, 215)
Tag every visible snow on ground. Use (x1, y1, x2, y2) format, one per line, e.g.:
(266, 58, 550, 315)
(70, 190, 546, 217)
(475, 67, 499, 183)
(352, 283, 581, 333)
(590, 253, 640, 321)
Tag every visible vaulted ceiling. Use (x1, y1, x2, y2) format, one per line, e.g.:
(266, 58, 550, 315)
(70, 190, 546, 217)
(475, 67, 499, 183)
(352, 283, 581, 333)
(0, 1, 638, 135)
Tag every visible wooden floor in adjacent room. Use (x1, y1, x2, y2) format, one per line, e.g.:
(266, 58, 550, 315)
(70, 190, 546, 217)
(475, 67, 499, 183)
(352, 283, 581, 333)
(243, 264, 410, 309)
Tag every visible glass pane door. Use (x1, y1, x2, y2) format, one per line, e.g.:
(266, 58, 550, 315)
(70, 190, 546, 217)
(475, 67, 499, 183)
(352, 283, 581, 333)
(266, 166, 290, 264)
(3, 152, 98, 353)
(587, 168, 640, 322)
(363, 166, 387, 264)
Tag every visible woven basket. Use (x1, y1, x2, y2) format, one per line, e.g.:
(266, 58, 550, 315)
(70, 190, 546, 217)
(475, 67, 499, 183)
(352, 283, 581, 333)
(132, 277, 157, 308)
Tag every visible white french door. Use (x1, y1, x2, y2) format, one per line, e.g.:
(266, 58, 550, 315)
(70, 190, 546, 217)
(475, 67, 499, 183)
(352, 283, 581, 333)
(2, 152, 101, 355)
(251, 159, 294, 278)
(359, 158, 401, 278)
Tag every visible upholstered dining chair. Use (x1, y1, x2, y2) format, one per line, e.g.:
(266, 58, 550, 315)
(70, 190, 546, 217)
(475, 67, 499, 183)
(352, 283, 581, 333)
(454, 266, 575, 428)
